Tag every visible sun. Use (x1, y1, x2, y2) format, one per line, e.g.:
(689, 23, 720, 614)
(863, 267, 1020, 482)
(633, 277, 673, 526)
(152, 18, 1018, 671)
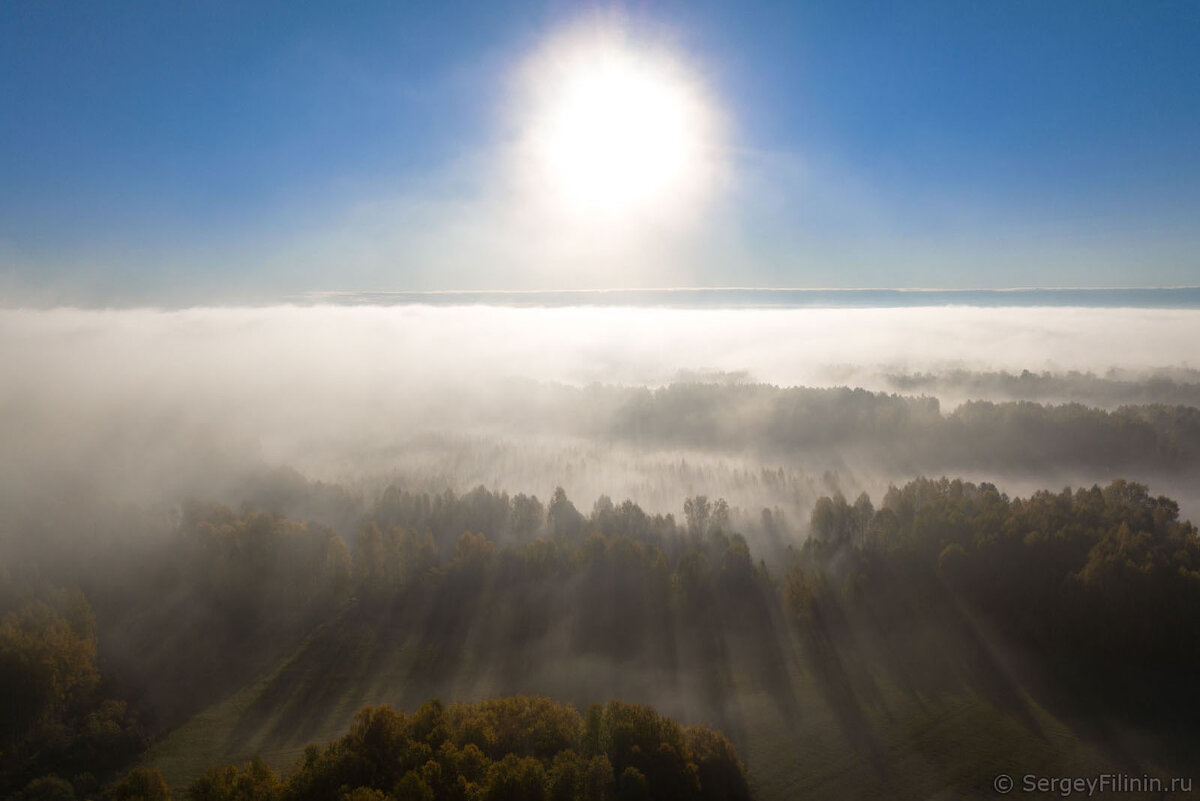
(516, 25, 720, 223)
(538, 56, 696, 215)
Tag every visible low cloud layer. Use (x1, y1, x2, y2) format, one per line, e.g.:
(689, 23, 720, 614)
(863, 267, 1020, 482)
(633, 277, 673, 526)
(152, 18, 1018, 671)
(2, 304, 1199, 518)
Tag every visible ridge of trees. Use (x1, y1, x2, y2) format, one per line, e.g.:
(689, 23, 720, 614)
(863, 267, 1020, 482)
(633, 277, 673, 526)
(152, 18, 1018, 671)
(607, 382, 1200, 471)
(99, 696, 750, 801)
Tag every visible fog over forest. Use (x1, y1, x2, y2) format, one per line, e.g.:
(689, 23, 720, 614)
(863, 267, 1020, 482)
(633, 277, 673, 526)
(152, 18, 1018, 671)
(4, 305, 1200, 528)
(4, 303, 1200, 800)
(6, 2, 1200, 798)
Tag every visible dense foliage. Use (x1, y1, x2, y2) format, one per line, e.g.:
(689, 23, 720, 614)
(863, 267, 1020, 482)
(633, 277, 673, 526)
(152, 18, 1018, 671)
(4, 473, 1200, 798)
(114, 697, 749, 801)
(789, 477, 1200, 763)
(273, 696, 745, 801)
(0, 592, 144, 799)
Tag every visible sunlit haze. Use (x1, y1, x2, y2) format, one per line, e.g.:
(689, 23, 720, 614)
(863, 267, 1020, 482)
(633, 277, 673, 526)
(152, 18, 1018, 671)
(2, 5, 1199, 800)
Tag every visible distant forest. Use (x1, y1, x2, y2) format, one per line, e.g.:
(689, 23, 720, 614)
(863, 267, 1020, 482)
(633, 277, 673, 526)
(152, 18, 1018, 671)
(602, 383, 1200, 473)
(883, 367, 1200, 409)
(3, 473, 1198, 799)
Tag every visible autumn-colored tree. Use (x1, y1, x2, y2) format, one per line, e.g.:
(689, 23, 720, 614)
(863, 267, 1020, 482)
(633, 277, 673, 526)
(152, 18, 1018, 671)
(111, 767, 170, 801)
(189, 759, 281, 801)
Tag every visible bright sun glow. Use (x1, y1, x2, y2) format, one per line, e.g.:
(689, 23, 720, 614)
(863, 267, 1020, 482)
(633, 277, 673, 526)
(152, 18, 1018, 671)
(518, 26, 720, 223)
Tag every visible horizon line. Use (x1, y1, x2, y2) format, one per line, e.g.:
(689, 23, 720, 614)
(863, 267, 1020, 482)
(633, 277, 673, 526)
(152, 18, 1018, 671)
(299, 285, 1200, 296)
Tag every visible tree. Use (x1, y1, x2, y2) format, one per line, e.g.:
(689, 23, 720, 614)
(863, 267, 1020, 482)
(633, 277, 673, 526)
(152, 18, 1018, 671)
(582, 756, 614, 801)
(0, 600, 99, 747)
(392, 772, 433, 801)
(547, 489, 584, 540)
(14, 775, 76, 801)
(509, 494, 545, 539)
(709, 499, 731, 534)
(683, 497, 711, 537)
(547, 750, 583, 801)
(340, 789, 390, 801)
(111, 767, 170, 801)
(189, 759, 280, 801)
(616, 767, 648, 801)
(452, 532, 495, 574)
(483, 755, 545, 801)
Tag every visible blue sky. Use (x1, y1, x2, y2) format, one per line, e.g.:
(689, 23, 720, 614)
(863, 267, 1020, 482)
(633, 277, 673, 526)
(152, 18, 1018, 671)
(2, 1, 1198, 304)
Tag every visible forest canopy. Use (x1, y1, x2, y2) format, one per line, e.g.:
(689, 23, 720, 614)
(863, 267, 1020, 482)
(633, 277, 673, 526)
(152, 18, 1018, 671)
(5, 474, 1200, 799)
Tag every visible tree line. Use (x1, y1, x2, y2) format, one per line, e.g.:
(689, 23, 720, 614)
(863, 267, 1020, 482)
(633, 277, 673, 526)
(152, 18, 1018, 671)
(19, 696, 749, 801)
(884, 367, 1200, 409)
(4, 477, 1199, 797)
(607, 382, 1200, 472)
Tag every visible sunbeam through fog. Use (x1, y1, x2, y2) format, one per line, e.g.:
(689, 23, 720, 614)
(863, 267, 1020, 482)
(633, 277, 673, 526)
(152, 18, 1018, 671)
(4, 4, 1200, 799)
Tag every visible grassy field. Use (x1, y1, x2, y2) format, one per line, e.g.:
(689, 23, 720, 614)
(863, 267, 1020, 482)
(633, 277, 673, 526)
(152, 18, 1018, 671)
(144, 604, 1155, 801)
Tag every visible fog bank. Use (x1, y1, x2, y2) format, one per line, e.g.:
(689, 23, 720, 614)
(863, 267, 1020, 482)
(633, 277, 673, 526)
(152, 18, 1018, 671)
(2, 304, 1198, 523)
